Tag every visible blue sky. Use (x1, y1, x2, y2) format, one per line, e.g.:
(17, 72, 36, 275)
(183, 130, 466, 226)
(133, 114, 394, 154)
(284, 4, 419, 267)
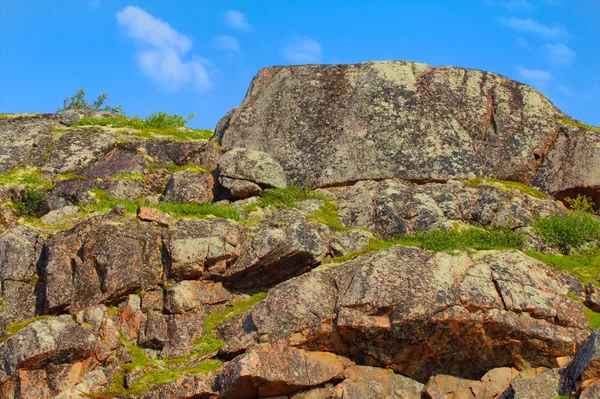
(1, 0, 598, 128)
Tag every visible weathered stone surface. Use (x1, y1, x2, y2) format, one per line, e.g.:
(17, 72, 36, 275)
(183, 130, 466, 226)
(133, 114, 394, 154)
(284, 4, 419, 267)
(225, 248, 588, 382)
(0, 315, 106, 383)
(511, 368, 564, 399)
(585, 283, 600, 313)
(40, 205, 82, 225)
(137, 206, 174, 227)
(167, 217, 242, 280)
(0, 226, 43, 329)
(163, 170, 214, 204)
(164, 280, 228, 314)
(44, 214, 163, 312)
(218, 148, 287, 188)
(332, 365, 423, 399)
(330, 229, 373, 257)
(220, 176, 262, 199)
(143, 140, 221, 171)
(564, 329, 600, 394)
(79, 148, 146, 179)
(219, 344, 349, 399)
(326, 179, 562, 237)
(580, 380, 600, 399)
(218, 62, 575, 191)
(138, 371, 218, 399)
(216, 209, 330, 289)
(423, 374, 481, 398)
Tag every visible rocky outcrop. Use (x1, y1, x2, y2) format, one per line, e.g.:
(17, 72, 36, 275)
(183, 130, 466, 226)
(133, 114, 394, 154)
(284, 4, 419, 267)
(324, 179, 562, 238)
(217, 61, 599, 204)
(221, 247, 589, 382)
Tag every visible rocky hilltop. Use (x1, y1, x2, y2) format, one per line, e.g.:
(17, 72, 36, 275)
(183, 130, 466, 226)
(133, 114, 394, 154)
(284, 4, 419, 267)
(1, 60, 600, 399)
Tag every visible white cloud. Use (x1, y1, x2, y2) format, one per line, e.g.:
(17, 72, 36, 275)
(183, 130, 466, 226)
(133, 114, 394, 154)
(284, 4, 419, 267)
(557, 85, 572, 95)
(283, 37, 323, 64)
(214, 35, 240, 52)
(544, 43, 575, 66)
(225, 10, 252, 31)
(516, 38, 532, 50)
(498, 17, 567, 38)
(116, 6, 211, 91)
(516, 66, 553, 88)
(88, 0, 100, 10)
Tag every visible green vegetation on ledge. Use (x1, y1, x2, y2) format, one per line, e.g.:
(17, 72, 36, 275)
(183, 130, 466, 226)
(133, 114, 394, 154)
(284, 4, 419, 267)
(462, 178, 548, 200)
(58, 88, 125, 115)
(526, 250, 600, 287)
(556, 117, 600, 133)
(0, 315, 52, 345)
(82, 190, 243, 221)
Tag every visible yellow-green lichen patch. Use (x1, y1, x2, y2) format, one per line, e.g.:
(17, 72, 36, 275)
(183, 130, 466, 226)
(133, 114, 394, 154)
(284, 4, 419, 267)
(0, 167, 53, 190)
(462, 178, 548, 200)
(1, 315, 53, 345)
(556, 117, 600, 133)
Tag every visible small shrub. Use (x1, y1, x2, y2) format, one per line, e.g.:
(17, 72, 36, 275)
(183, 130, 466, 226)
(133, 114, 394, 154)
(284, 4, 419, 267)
(144, 111, 195, 128)
(534, 197, 600, 252)
(12, 188, 47, 217)
(58, 88, 125, 115)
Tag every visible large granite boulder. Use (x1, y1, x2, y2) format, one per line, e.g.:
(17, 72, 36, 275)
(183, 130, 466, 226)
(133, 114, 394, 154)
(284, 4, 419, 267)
(217, 61, 599, 204)
(220, 247, 589, 382)
(44, 213, 164, 313)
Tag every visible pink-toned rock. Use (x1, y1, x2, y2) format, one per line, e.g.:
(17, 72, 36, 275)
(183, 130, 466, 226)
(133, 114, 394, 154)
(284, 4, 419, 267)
(137, 206, 174, 227)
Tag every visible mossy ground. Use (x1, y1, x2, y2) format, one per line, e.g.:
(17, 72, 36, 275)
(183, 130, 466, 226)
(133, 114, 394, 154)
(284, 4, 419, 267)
(462, 178, 548, 199)
(526, 250, 600, 286)
(95, 291, 267, 397)
(82, 189, 243, 221)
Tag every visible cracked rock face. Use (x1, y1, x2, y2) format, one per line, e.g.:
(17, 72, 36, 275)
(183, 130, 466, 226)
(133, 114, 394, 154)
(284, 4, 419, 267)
(325, 179, 562, 238)
(222, 247, 589, 382)
(218, 61, 599, 205)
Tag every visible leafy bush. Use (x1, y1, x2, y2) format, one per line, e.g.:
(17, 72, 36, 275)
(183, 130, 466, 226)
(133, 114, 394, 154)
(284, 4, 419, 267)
(534, 196, 600, 252)
(144, 111, 196, 128)
(12, 188, 47, 217)
(58, 89, 124, 115)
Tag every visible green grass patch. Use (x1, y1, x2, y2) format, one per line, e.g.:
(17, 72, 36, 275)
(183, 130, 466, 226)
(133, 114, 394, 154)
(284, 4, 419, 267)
(556, 117, 600, 133)
(81, 189, 243, 221)
(147, 163, 210, 174)
(0, 167, 53, 190)
(1, 315, 52, 344)
(249, 185, 346, 230)
(525, 250, 600, 286)
(584, 307, 600, 330)
(462, 178, 548, 199)
(331, 227, 525, 263)
(71, 115, 214, 142)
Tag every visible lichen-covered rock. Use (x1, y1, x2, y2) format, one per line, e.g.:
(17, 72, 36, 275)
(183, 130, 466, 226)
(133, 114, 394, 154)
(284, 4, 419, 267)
(0, 315, 107, 383)
(330, 229, 373, 257)
(79, 148, 146, 179)
(326, 179, 562, 237)
(44, 214, 164, 312)
(0, 226, 43, 329)
(218, 148, 287, 188)
(39, 205, 82, 225)
(223, 247, 589, 382)
(332, 365, 423, 399)
(163, 170, 214, 204)
(219, 344, 350, 399)
(138, 372, 218, 399)
(216, 209, 330, 289)
(564, 329, 600, 394)
(511, 368, 564, 399)
(167, 218, 242, 280)
(220, 176, 262, 199)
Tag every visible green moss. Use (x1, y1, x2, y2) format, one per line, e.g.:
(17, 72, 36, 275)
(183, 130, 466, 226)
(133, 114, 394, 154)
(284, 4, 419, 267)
(556, 117, 600, 133)
(81, 189, 243, 221)
(1, 315, 52, 344)
(112, 172, 145, 182)
(584, 307, 600, 329)
(203, 291, 267, 335)
(525, 250, 600, 286)
(0, 167, 53, 190)
(331, 227, 525, 263)
(462, 178, 548, 200)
